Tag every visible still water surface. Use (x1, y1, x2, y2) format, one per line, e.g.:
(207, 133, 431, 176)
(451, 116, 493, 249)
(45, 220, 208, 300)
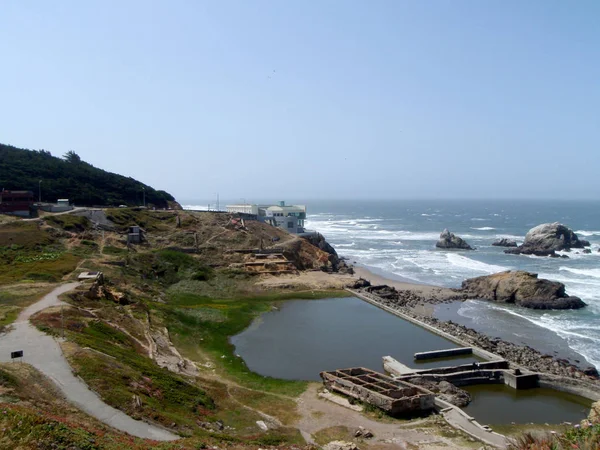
(464, 385, 591, 425)
(231, 297, 592, 424)
(231, 297, 478, 380)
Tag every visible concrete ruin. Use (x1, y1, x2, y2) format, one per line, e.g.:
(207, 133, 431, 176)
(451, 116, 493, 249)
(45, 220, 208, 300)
(320, 367, 435, 415)
(384, 357, 539, 390)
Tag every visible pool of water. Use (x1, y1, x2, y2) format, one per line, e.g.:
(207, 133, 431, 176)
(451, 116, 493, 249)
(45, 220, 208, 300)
(231, 296, 593, 425)
(463, 384, 592, 425)
(231, 296, 479, 381)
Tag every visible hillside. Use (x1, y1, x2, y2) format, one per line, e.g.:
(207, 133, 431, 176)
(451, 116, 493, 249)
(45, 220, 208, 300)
(0, 209, 356, 448)
(0, 143, 175, 208)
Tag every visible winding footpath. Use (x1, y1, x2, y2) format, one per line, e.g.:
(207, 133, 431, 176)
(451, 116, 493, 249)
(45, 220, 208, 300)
(0, 282, 178, 441)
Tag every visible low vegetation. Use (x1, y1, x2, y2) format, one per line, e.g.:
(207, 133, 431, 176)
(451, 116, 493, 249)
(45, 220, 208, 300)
(162, 288, 346, 396)
(32, 307, 214, 433)
(1, 208, 358, 448)
(0, 283, 55, 331)
(0, 363, 182, 450)
(45, 214, 91, 232)
(509, 424, 600, 450)
(0, 221, 81, 283)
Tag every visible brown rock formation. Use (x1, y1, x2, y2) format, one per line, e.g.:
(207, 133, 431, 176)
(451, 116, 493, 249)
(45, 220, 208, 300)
(461, 270, 586, 310)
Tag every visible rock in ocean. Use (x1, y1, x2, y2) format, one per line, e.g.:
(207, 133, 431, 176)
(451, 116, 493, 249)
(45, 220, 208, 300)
(436, 229, 474, 250)
(505, 222, 590, 256)
(461, 270, 586, 310)
(492, 238, 518, 247)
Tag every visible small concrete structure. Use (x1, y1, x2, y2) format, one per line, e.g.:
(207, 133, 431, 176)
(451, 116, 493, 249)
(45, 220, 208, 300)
(127, 226, 144, 244)
(320, 367, 435, 415)
(77, 271, 104, 282)
(384, 356, 538, 390)
(414, 347, 473, 360)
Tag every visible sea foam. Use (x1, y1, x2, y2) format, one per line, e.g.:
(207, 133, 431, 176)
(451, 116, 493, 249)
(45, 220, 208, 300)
(445, 253, 508, 274)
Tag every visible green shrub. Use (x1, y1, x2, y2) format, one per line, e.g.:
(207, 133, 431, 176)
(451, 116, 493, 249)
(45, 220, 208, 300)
(46, 215, 90, 232)
(192, 266, 214, 281)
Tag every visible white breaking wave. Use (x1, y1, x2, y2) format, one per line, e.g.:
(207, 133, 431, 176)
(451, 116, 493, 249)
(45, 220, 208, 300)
(446, 253, 508, 274)
(458, 301, 600, 369)
(471, 218, 489, 221)
(471, 227, 496, 231)
(575, 230, 600, 237)
(182, 204, 210, 211)
(335, 242, 356, 248)
(559, 267, 600, 279)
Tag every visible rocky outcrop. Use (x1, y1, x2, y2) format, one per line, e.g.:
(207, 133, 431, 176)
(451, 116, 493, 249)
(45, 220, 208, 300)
(351, 278, 371, 289)
(492, 238, 517, 247)
(461, 271, 586, 310)
(302, 233, 354, 273)
(407, 378, 471, 407)
(436, 229, 474, 250)
(505, 222, 590, 256)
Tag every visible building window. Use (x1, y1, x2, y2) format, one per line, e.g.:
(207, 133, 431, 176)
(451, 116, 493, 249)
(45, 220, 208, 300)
(287, 222, 294, 228)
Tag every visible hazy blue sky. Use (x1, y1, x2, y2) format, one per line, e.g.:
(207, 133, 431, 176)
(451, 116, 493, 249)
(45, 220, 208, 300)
(1, 1, 599, 202)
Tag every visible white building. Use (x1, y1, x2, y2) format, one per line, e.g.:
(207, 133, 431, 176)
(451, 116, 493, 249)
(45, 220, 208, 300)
(226, 201, 307, 234)
(226, 204, 266, 215)
(265, 203, 306, 234)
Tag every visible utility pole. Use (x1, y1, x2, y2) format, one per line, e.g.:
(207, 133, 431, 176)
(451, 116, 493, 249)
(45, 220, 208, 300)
(216, 193, 219, 212)
(142, 187, 146, 207)
(38, 180, 42, 203)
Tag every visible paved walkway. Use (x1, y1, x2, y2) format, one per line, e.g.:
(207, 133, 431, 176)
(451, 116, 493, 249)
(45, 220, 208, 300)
(435, 399, 508, 448)
(0, 282, 178, 441)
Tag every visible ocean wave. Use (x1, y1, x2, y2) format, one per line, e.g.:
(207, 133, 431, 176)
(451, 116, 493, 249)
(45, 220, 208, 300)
(334, 242, 356, 248)
(471, 218, 489, 221)
(559, 267, 600, 279)
(182, 204, 210, 211)
(471, 227, 496, 231)
(575, 230, 600, 237)
(458, 301, 600, 369)
(445, 253, 508, 274)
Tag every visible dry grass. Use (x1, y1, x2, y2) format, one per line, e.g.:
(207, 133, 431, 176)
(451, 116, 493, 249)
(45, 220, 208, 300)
(229, 386, 301, 425)
(312, 425, 355, 445)
(0, 282, 55, 330)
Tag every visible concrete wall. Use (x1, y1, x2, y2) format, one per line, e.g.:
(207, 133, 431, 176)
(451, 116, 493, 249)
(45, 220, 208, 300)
(503, 371, 539, 389)
(538, 374, 600, 401)
(349, 289, 502, 361)
(414, 347, 473, 360)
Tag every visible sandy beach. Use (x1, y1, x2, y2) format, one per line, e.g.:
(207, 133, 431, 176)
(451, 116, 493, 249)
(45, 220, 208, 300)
(257, 264, 459, 308)
(352, 265, 458, 301)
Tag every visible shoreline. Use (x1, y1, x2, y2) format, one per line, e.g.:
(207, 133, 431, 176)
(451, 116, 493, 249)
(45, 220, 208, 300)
(342, 264, 600, 388)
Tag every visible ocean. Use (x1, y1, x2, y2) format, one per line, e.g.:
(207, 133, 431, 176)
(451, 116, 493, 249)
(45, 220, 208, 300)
(302, 199, 600, 371)
(182, 199, 600, 371)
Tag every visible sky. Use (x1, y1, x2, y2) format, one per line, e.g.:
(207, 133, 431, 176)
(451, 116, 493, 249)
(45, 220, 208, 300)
(1, 1, 599, 202)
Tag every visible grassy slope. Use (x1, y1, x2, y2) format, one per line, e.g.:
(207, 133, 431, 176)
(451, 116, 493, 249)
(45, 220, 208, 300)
(0, 363, 181, 450)
(1, 209, 347, 448)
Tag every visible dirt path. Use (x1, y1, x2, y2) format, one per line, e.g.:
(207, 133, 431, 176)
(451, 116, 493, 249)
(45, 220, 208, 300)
(0, 283, 178, 441)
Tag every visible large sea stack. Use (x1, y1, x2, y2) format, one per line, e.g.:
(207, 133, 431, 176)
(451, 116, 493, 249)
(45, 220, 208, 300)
(436, 229, 474, 250)
(505, 222, 590, 256)
(461, 270, 586, 310)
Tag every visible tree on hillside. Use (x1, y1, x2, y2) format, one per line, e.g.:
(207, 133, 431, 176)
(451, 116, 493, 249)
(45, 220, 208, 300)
(63, 150, 81, 163)
(1, 143, 175, 207)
